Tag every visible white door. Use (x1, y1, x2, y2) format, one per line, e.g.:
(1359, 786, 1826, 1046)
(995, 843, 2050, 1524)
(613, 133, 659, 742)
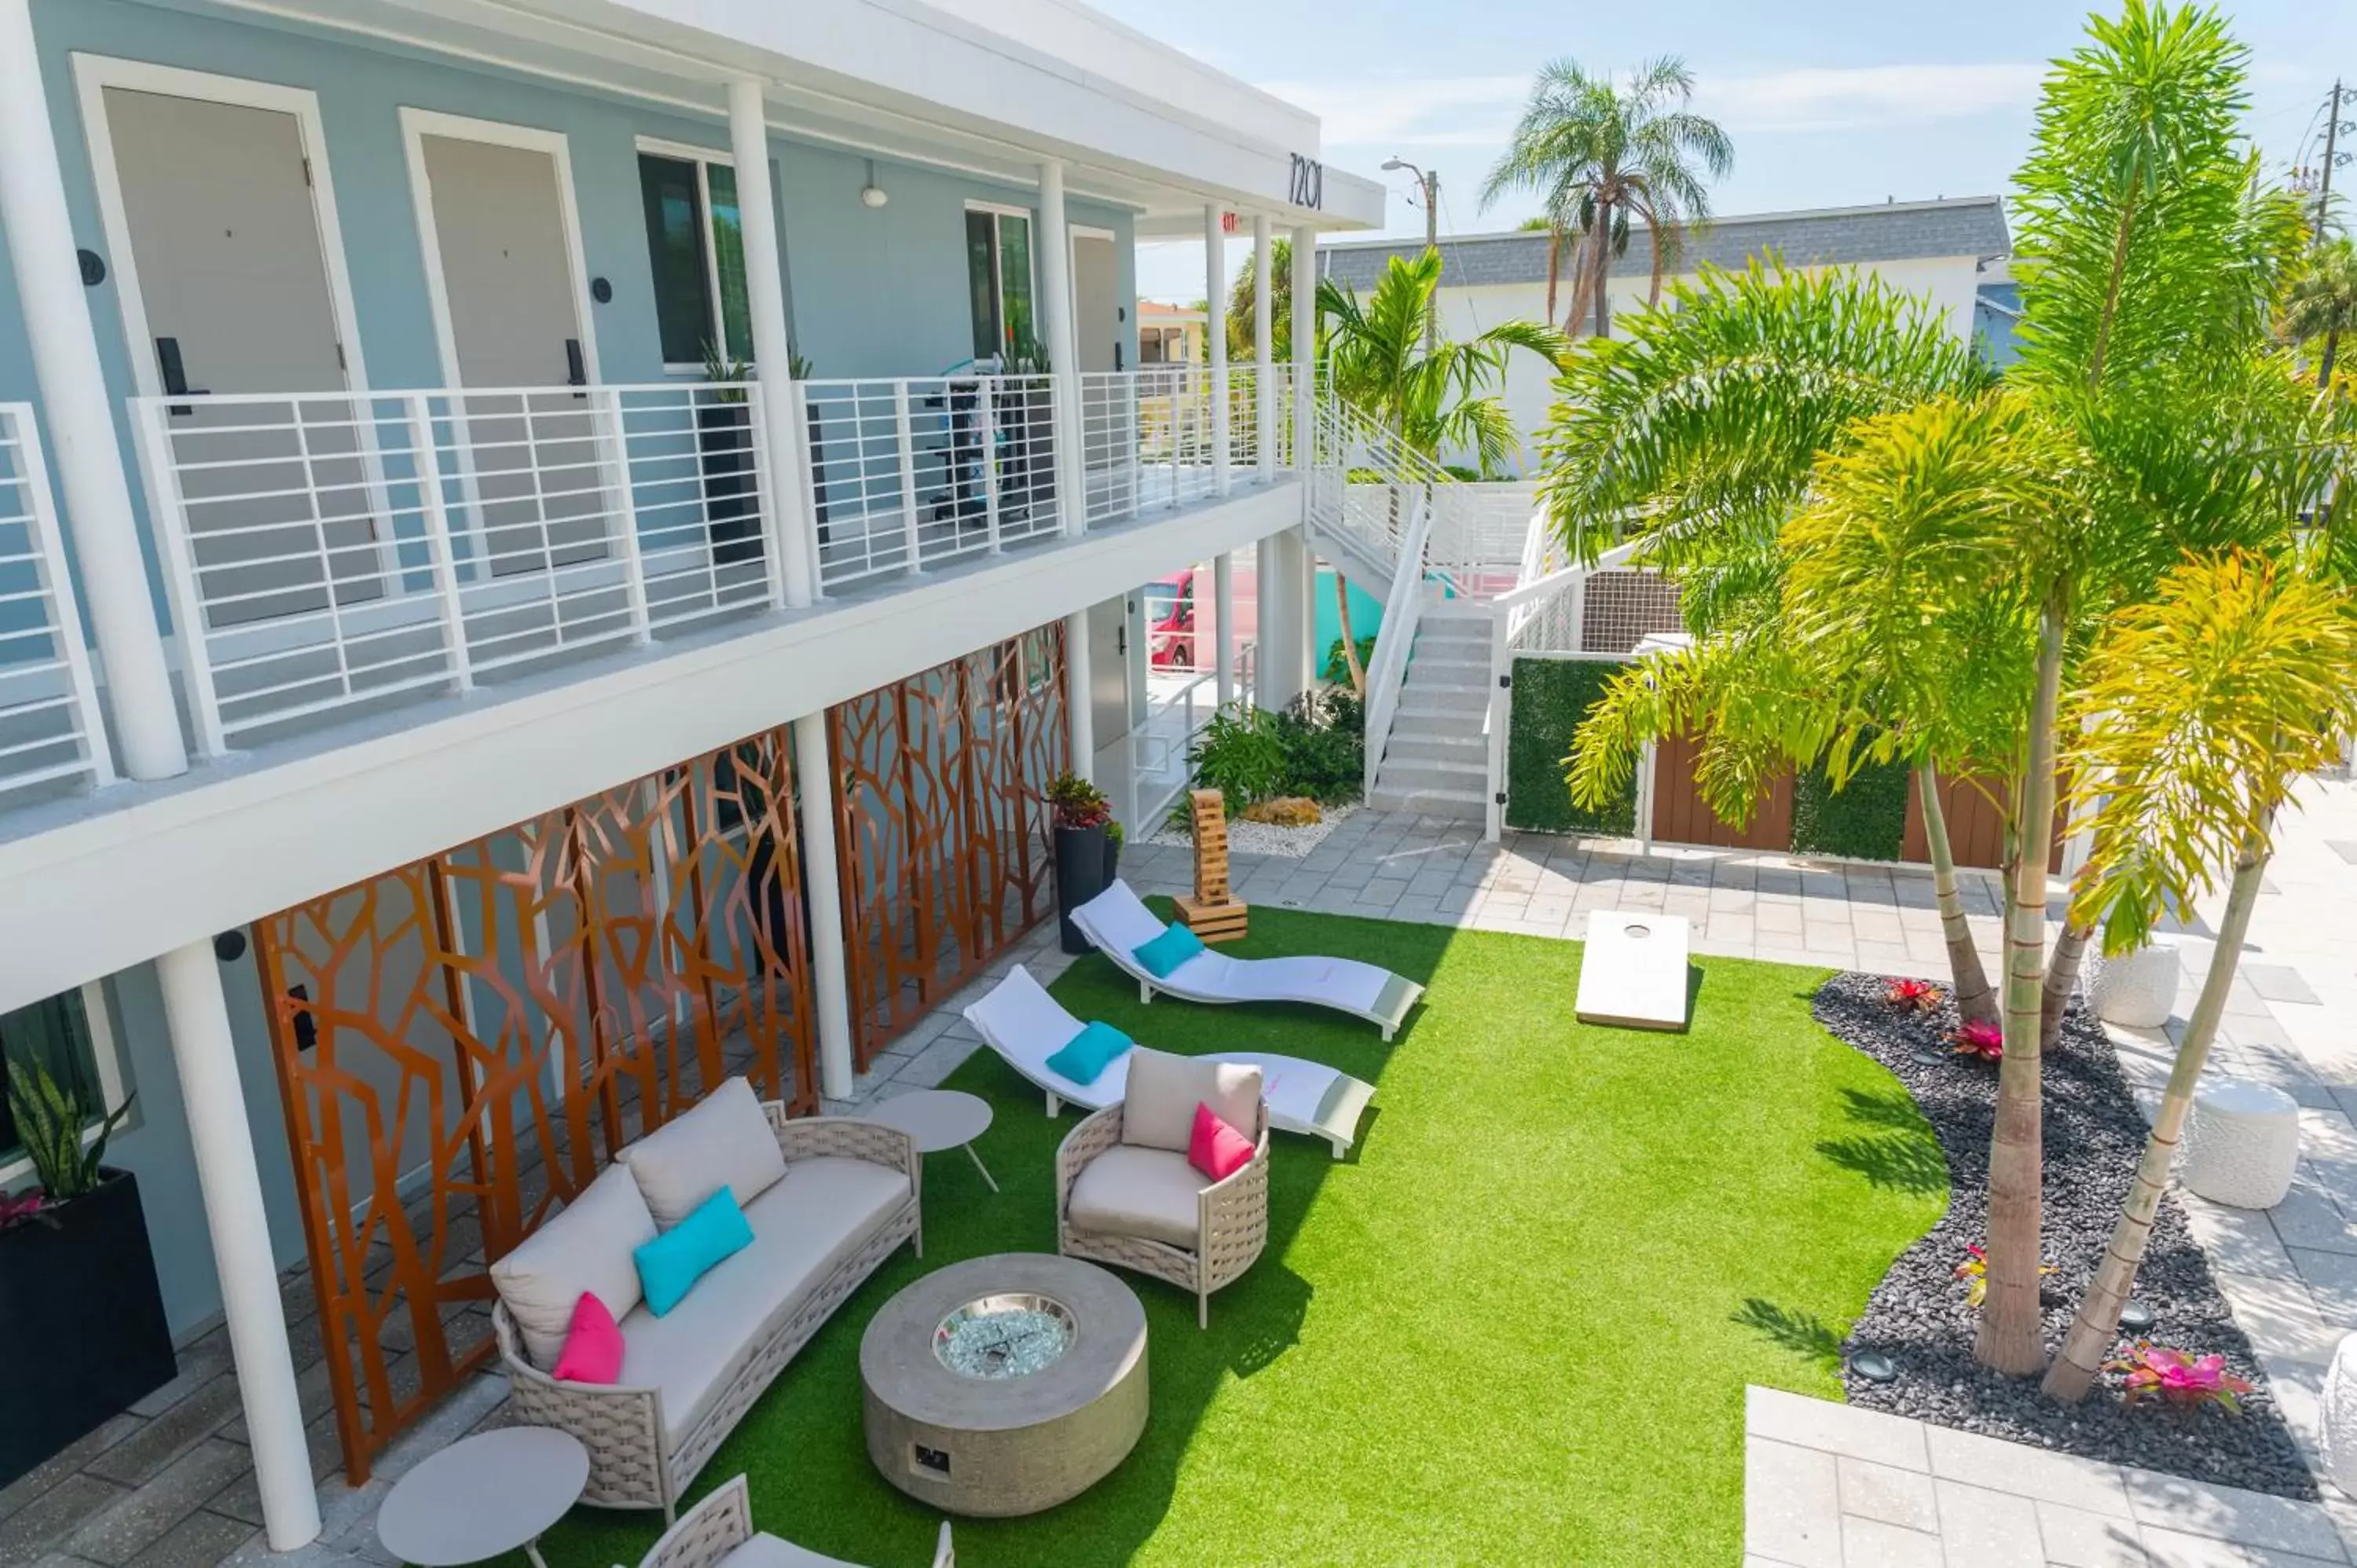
(1071, 233, 1120, 373)
(412, 126, 610, 582)
(102, 86, 377, 628)
(1087, 595, 1128, 749)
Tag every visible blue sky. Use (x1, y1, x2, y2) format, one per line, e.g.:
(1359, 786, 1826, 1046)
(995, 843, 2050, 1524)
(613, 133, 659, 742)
(1102, 0, 2352, 302)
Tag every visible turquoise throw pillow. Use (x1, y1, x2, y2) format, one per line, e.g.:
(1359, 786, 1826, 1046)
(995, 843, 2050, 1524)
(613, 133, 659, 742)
(1133, 923, 1205, 979)
(1046, 1020, 1133, 1086)
(634, 1187, 753, 1316)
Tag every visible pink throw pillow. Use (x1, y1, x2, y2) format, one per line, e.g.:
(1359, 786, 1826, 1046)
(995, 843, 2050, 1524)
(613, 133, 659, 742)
(1189, 1101, 1255, 1183)
(551, 1291, 624, 1384)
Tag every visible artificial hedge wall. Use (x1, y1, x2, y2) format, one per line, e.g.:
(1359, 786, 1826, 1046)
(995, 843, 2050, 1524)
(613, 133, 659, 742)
(1505, 658, 1636, 834)
(1788, 754, 1912, 862)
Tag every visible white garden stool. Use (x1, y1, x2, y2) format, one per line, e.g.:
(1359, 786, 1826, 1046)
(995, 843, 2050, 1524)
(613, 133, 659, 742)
(2086, 935, 2180, 1028)
(2323, 1334, 2357, 1499)
(2179, 1079, 2300, 1210)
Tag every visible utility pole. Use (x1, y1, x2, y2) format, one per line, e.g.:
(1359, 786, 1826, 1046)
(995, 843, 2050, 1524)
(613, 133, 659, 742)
(2318, 79, 2347, 246)
(1382, 156, 1441, 354)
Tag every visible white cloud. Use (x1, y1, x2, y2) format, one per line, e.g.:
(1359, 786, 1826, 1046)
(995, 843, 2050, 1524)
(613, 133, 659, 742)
(1258, 62, 2047, 151)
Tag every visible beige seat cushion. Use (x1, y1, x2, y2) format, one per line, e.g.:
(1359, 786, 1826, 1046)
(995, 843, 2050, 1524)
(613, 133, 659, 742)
(618, 1076, 789, 1228)
(618, 1155, 911, 1445)
(489, 1164, 658, 1368)
(1066, 1144, 1209, 1250)
(1120, 1048, 1261, 1153)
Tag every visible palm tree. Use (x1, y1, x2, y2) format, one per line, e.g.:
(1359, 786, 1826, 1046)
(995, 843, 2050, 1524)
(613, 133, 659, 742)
(2283, 233, 2357, 386)
(1316, 249, 1568, 474)
(2044, 543, 2357, 1401)
(1224, 236, 1294, 361)
(1539, 0, 2313, 1376)
(1480, 56, 1732, 338)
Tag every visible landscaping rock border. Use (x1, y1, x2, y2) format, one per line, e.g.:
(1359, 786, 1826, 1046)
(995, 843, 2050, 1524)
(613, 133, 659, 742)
(1813, 971, 2316, 1498)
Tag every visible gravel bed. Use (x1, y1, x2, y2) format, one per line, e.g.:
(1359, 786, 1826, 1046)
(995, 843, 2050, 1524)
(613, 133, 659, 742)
(1814, 971, 2315, 1498)
(1144, 801, 1357, 859)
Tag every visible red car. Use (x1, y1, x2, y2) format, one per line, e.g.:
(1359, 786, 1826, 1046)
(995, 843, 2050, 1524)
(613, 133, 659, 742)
(1143, 570, 1195, 669)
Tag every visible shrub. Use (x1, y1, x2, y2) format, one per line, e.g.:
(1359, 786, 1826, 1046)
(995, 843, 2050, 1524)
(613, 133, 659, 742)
(1790, 752, 1912, 861)
(1324, 635, 1377, 684)
(1189, 705, 1289, 813)
(1046, 771, 1111, 830)
(1187, 694, 1366, 817)
(1505, 658, 1634, 834)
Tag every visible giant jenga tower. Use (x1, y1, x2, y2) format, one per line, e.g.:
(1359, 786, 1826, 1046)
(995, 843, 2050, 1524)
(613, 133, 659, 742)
(1172, 788, 1248, 943)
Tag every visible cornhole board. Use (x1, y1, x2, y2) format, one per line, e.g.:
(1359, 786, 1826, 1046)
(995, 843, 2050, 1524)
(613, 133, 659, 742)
(1574, 910, 1692, 1031)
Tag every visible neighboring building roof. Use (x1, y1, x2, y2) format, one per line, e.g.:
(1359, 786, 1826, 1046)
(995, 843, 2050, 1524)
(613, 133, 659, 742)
(1318, 196, 2011, 293)
(1138, 302, 1208, 323)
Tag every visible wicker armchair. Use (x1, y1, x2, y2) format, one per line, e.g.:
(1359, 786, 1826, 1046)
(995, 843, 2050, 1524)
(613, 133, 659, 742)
(1055, 1100, 1270, 1328)
(636, 1475, 953, 1568)
(495, 1108, 920, 1519)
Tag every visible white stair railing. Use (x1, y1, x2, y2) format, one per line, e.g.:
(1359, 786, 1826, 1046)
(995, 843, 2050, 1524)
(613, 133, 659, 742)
(1358, 491, 1435, 800)
(0, 402, 112, 800)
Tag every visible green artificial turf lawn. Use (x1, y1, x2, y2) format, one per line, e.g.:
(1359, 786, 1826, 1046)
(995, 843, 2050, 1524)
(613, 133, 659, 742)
(538, 905, 1944, 1567)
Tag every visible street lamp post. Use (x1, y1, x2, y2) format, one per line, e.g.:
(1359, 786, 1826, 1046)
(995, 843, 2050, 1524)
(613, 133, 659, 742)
(1381, 156, 1439, 354)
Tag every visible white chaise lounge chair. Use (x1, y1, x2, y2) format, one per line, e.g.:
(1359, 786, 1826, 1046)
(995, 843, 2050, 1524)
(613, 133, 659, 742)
(1069, 881, 1426, 1042)
(963, 965, 1377, 1158)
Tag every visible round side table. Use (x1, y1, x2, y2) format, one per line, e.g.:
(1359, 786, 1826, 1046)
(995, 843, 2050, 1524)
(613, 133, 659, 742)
(862, 1089, 999, 1192)
(376, 1427, 587, 1568)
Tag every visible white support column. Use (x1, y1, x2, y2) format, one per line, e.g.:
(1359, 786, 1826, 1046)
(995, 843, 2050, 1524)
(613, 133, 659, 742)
(1252, 536, 1281, 711)
(1252, 215, 1274, 479)
(1213, 553, 1235, 707)
(1204, 204, 1230, 496)
(1036, 162, 1087, 538)
(1291, 224, 1317, 476)
(154, 943, 320, 1550)
(1065, 610, 1094, 782)
(1281, 528, 1316, 709)
(727, 77, 814, 608)
(0, 0, 183, 781)
(788, 713, 855, 1099)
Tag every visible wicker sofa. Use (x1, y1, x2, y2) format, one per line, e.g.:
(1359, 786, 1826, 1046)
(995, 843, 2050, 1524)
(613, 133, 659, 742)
(491, 1080, 921, 1519)
(636, 1474, 951, 1568)
(1056, 1050, 1270, 1328)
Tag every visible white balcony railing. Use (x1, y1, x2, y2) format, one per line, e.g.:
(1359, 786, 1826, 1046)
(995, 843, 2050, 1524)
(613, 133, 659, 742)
(0, 403, 112, 800)
(801, 374, 1062, 590)
(130, 382, 779, 751)
(130, 372, 1316, 756)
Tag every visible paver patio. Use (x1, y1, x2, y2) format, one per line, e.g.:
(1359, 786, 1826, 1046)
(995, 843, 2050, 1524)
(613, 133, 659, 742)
(8, 777, 2355, 1567)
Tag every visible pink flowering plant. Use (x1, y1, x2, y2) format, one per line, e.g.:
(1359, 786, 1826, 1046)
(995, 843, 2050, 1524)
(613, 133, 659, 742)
(2107, 1345, 2253, 1413)
(1885, 978, 1943, 1013)
(1952, 1019, 2003, 1062)
(0, 1188, 49, 1233)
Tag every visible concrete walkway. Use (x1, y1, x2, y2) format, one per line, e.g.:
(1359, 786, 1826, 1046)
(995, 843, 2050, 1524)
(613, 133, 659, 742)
(7, 786, 2354, 1566)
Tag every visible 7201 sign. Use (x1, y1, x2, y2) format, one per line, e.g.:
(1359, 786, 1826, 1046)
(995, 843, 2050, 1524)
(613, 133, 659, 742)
(1288, 153, 1323, 211)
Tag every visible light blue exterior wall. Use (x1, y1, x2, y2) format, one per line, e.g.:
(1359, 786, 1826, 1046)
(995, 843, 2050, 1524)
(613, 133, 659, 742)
(0, 0, 1138, 1335)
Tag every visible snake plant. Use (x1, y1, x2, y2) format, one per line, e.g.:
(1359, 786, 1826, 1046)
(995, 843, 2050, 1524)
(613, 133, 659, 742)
(4, 1051, 132, 1203)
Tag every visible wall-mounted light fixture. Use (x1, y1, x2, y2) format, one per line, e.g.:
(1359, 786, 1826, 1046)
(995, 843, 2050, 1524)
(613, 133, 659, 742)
(860, 158, 889, 209)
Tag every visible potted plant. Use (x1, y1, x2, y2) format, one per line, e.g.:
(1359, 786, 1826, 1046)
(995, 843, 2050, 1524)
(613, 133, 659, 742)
(0, 1053, 174, 1487)
(698, 339, 761, 566)
(1047, 772, 1114, 954)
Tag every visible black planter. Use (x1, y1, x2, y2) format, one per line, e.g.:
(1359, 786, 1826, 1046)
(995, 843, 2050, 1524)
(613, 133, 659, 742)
(695, 402, 761, 566)
(1104, 832, 1123, 887)
(0, 1169, 176, 1487)
(1054, 822, 1111, 954)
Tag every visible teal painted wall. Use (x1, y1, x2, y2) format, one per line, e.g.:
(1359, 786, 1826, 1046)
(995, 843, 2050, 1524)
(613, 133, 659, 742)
(1310, 567, 1385, 677)
(0, 0, 1137, 1335)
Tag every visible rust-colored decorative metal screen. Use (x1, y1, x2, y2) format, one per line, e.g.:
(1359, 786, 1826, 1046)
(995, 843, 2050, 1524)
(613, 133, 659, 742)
(830, 622, 1068, 1066)
(255, 727, 816, 1483)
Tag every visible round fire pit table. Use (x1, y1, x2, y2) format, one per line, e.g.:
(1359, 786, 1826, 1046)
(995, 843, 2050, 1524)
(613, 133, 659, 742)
(860, 1251, 1147, 1518)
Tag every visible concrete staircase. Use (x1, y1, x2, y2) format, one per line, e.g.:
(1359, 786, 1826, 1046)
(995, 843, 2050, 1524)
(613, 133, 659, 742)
(1366, 610, 1490, 821)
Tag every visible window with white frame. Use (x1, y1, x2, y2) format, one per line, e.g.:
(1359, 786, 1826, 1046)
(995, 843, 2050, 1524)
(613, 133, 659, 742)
(0, 984, 132, 1184)
(964, 204, 1037, 365)
(637, 145, 754, 370)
